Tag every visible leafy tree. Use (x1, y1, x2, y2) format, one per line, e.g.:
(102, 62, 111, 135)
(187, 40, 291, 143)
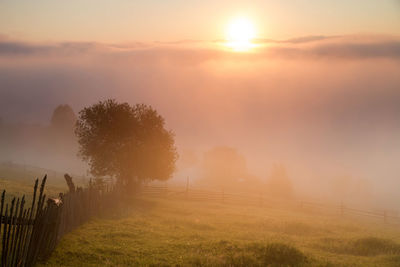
(201, 146, 248, 189)
(50, 104, 78, 151)
(266, 164, 293, 198)
(75, 99, 177, 191)
(51, 104, 77, 133)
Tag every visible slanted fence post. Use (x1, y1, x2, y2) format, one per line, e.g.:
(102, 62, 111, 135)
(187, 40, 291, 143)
(0, 173, 117, 267)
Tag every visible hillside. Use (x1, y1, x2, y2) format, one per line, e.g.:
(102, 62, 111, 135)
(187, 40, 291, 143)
(39, 195, 400, 266)
(0, 162, 87, 202)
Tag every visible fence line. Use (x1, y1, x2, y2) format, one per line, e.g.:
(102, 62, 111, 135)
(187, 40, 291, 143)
(0, 174, 116, 267)
(0, 177, 396, 265)
(138, 184, 400, 225)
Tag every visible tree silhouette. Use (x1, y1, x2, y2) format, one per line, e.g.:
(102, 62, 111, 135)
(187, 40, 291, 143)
(51, 104, 77, 133)
(266, 164, 293, 198)
(202, 146, 248, 189)
(75, 99, 177, 191)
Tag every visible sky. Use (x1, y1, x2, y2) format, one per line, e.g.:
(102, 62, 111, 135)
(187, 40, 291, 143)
(0, 0, 399, 42)
(1, 1, 400, 207)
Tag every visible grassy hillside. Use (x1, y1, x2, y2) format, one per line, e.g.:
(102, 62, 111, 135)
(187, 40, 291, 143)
(1, 164, 399, 266)
(39, 196, 400, 267)
(0, 162, 87, 202)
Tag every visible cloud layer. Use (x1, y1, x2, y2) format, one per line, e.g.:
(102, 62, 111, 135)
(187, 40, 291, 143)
(1, 34, 400, 207)
(1, 35, 400, 60)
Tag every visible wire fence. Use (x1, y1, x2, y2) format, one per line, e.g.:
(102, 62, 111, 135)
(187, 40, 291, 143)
(0, 174, 397, 266)
(138, 184, 400, 225)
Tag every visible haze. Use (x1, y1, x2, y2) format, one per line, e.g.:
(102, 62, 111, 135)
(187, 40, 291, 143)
(1, 1, 400, 210)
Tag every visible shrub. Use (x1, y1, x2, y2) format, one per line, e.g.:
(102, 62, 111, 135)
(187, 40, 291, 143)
(249, 242, 308, 266)
(350, 237, 400, 256)
(318, 237, 400, 257)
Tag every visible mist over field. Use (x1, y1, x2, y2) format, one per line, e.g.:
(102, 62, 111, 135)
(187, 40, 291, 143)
(1, 35, 400, 209)
(2, 1, 400, 265)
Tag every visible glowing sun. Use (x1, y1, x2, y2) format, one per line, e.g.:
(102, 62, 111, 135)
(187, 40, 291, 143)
(226, 17, 256, 51)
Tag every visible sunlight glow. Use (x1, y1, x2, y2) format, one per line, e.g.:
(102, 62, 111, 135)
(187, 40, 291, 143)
(226, 17, 256, 51)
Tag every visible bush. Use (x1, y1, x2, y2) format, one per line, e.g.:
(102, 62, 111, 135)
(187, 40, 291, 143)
(254, 243, 308, 266)
(318, 236, 400, 257)
(185, 241, 308, 267)
(350, 237, 400, 256)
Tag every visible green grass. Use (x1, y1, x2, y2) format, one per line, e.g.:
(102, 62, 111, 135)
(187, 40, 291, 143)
(0, 163, 86, 202)
(2, 163, 399, 266)
(37, 197, 400, 267)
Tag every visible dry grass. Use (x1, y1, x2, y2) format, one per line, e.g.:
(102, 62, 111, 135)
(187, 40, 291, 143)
(37, 197, 400, 266)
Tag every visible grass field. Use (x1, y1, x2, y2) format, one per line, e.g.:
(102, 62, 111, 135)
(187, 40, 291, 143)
(1, 164, 400, 266)
(0, 162, 86, 202)
(36, 195, 400, 267)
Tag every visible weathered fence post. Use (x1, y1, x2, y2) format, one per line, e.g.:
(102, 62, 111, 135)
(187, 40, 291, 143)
(0, 173, 115, 267)
(64, 174, 76, 193)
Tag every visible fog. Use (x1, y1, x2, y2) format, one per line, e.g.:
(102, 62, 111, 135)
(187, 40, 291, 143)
(1, 34, 400, 209)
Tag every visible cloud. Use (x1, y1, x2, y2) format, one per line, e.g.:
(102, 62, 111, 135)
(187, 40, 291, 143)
(1, 34, 400, 203)
(254, 35, 333, 44)
(0, 35, 399, 61)
(0, 41, 52, 55)
(306, 40, 400, 59)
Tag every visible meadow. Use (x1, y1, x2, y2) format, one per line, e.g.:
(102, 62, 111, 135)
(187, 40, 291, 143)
(1, 163, 400, 266)
(38, 195, 400, 266)
(0, 162, 86, 202)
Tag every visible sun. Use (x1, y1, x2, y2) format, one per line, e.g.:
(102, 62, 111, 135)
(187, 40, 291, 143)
(226, 17, 256, 51)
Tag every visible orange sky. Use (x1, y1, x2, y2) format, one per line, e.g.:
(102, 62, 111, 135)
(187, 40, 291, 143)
(1, 0, 400, 208)
(0, 0, 399, 42)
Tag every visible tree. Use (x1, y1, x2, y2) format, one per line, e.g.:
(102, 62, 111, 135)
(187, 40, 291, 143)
(75, 99, 177, 191)
(49, 104, 78, 153)
(201, 146, 248, 189)
(51, 104, 77, 134)
(266, 164, 293, 198)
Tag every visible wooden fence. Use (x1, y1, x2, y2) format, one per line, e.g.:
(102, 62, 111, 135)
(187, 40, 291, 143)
(0, 174, 115, 267)
(138, 184, 400, 225)
(0, 177, 397, 266)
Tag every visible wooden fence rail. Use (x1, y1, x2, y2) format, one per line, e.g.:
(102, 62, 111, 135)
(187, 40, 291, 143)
(0, 179, 397, 265)
(139, 185, 400, 225)
(0, 174, 115, 267)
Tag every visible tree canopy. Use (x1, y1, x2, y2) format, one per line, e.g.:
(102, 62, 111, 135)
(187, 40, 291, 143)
(75, 99, 177, 191)
(201, 146, 248, 189)
(266, 164, 293, 198)
(51, 104, 77, 133)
